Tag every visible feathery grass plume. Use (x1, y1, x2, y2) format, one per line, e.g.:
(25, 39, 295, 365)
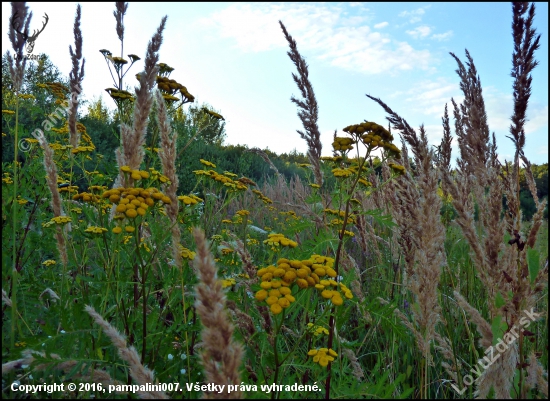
(227, 302, 256, 338)
(441, 6, 545, 396)
(155, 89, 181, 268)
(245, 148, 283, 179)
(454, 290, 521, 398)
(2, 352, 34, 374)
(367, 96, 448, 398)
(342, 348, 365, 380)
(68, 4, 85, 148)
(224, 233, 257, 287)
(192, 228, 243, 399)
(114, 16, 166, 187)
(39, 288, 60, 302)
(521, 158, 548, 249)
(2, 349, 123, 389)
(510, 2, 540, 162)
(114, 2, 128, 44)
(437, 51, 511, 317)
(2, 288, 12, 307)
(85, 305, 169, 399)
(434, 331, 459, 384)
(279, 20, 323, 187)
(526, 351, 549, 397)
(7, 2, 30, 92)
(38, 135, 68, 266)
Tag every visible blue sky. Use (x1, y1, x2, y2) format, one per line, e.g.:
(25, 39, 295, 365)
(2, 2, 548, 164)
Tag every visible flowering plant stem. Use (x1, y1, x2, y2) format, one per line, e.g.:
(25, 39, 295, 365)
(11, 94, 20, 353)
(325, 148, 369, 399)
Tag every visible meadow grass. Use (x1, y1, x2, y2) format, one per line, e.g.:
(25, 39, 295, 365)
(2, 2, 548, 399)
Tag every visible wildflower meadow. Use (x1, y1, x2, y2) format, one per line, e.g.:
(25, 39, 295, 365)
(2, 2, 548, 399)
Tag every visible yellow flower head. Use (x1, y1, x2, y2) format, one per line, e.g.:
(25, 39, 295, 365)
(84, 226, 108, 235)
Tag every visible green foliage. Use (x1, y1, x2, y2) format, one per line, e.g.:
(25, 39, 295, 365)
(2, 5, 548, 400)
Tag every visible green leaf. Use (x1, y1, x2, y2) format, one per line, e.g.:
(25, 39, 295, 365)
(491, 315, 508, 346)
(494, 291, 506, 309)
(526, 248, 540, 284)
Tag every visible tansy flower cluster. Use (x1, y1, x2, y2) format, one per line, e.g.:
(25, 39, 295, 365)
(252, 189, 273, 204)
(102, 185, 170, 233)
(331, 167, 354, 178)
(202, 107, 225, 120)
(200, 159, 216, 168)
(72, 191, 101, 203)
(59, 185, 79, 194)
(307, 323, 329, 336)
(388, 162, 406, 176)
(179, 246, 196, 260)
(254, 255, 348, 314)
(152, 72, 195, 104)
(220, 278, 236, 288)
(105, 88, 135, 104)
(314, 278, 353, 306)
(42, 260, 56, 266)
(324, 209, 356, 225)
(84, 226, 108, 235)
(332, 137, 354, 152)
(263, 233, 298, 250)
(320, 156, 343, 163)
(2, 173, 13, 184)
(178, 194, 203, 205)
(308, 348, 338, 368)
(342, 121, 401, 159)
(42, 216, 72, 227)
(194, 169, 248, 191)
(255, 282, 296, 315)
(148, 168, 171, 184)
(37, 82, 69, 103)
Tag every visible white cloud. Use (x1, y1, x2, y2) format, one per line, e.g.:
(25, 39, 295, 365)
(398, 78, 464, 118)
(525, 105, 548, 134)
(431, 30, 453, 41)
(200, 3, 432, 75)
(374, 21, 388, 29)
(406, 26, 432, 38)
(399, 7, 429, 23)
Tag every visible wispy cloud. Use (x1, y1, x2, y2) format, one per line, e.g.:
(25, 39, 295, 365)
(200, 3, 432, 74)
(374, 21, 388, 29)
(394, 78, 463, 118)
(399, 7, 430, 23)
(406, 25, 432, 38)
(431, 30, 453, 41)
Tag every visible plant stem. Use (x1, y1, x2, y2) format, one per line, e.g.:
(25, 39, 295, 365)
(11, 94, 20, 352)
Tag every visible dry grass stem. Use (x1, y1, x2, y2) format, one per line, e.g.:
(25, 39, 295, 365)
(526, 352, 549, 397)
(68, 5, 85, 148)
(279, 20, 323, 187)
(114, 16, 166, 187)
(2, 289, 12, 307)
(193, 228, 243, 399)
(7, 2, 30, 92)
(85, 305, 168, 399)
(155, 89, 182, 268)
(39, 135, 68, 266)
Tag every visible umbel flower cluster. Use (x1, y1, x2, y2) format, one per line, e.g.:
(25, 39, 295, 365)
(327, 120, 406, 178)
(255, 255, 353, 314)
(99, 167, 172, 233)
(308, 348, 338, 367)
(193, 160, 259, 192)
(341, 121, 401, 159)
